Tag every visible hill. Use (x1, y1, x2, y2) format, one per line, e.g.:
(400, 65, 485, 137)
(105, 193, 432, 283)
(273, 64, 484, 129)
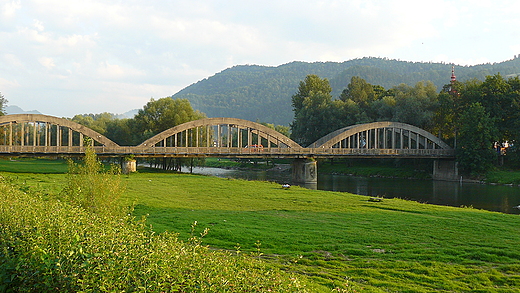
(5, 105, 42, 115)
(172, 56, 520, 126)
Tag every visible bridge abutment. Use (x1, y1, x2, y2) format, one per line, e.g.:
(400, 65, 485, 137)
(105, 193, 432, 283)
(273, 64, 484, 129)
(432, 159, 459, 181)
(292, 159, 317, 184)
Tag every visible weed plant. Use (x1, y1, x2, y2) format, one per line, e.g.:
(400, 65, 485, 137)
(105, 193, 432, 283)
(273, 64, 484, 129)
(60, 146, 125, 217)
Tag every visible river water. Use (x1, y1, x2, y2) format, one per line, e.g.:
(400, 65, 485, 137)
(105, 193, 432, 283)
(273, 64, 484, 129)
(184, 166, 520, 215)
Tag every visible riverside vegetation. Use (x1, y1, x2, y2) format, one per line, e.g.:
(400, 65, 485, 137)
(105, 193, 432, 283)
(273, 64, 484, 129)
(2, 158, 520, 292)
(0, 154, 307, 292)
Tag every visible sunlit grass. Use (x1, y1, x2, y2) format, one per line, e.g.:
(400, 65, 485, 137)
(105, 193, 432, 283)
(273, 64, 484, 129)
(123, 172, 520, 291)
(4, 159, 520, 291)
(0, 157, 69, 173)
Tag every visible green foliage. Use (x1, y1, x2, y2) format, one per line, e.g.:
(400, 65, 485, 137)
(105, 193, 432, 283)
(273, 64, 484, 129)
(60, 144, 126, 217)
(290, 75, 440, 146)
(5, 163, 520, 292)
(72, 112, 115, 134)
(258, 121, 291, 137)
(456, 103, 498, 175)
(72, 97, 206, 147)
(0, 177, 306, 292)
(172, 57, 520, 125)
(134, 97, 206, 141)
(290, 75, 337, 146)
(105, 118, 136, 146)
(339, 76, 379, 107)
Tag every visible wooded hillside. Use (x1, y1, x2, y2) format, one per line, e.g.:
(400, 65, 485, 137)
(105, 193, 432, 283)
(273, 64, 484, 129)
(172, 57, 520, 125)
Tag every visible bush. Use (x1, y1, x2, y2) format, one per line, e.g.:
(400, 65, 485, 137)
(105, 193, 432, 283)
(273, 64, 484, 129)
(60, 145, 126, 217)
(0, 151, 306, 292)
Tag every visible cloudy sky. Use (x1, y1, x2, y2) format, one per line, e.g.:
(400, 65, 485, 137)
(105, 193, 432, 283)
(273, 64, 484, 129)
(1, 0, 520, 117)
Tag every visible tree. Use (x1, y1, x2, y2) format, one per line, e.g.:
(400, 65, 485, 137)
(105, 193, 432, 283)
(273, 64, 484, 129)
(456, 103, 497, 176)
(72, 112, 115, 135)
(134, 97, 206, 141)
(290, 75, 335, 146)
(291, 75, 332, 116)
(339, 76, 377, 107)
(105, 118, 136, 146)
(0, 92, 8, 115)
(259, 122, 291, 138)
(392, 81, 439, 131)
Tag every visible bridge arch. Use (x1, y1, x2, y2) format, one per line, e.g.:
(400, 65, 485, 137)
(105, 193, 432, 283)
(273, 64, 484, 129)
(310, 121, 451, 150)
(138, 117, 301, 149)
(0, 114, 119, 148)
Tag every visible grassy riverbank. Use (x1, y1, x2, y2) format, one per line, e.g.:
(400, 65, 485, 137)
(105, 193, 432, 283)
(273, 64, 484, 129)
(318, 159, 433, 180)
(4, 159, 520, 292)
(202, 158, 275, 170)
(125, 173, 520, 292)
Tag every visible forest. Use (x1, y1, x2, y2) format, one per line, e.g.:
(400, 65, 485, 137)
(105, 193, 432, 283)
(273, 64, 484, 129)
(172, 56, 520, 125)
(290, 73, 520, 175)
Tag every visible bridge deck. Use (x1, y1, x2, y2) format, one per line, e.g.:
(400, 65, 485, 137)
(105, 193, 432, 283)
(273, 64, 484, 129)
(0, 146, 455, 159)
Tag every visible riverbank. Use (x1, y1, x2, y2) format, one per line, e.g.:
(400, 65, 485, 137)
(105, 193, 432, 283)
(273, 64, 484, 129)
(317, 159, 433, 181)
(7, 164, 520, 292)
(318, 159, 520, 186)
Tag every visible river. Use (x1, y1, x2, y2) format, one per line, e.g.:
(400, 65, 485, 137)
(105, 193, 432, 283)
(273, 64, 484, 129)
(183, 166, 520, 215)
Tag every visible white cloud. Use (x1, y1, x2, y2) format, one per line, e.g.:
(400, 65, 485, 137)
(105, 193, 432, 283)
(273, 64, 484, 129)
(1, 0, 519, 117)
(96, 62, 144, 80)
(33, 19, 44, 31)
(0, 77, 20, 89)
(2, 53, 23, 68)
(1, 0, 20, 18)
(38, 57, 55, 69)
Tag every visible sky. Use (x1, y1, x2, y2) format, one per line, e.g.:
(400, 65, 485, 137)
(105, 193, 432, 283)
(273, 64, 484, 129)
(1, 0, 520, 117)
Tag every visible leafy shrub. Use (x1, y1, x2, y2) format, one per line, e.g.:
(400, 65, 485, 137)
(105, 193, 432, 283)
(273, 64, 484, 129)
(60, 144, 126, 217)
(0, 151, 306, 292)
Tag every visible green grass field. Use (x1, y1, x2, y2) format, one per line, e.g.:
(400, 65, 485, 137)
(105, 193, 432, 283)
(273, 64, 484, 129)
(3, 159, 520, 292)
(0, 157, 69, 173)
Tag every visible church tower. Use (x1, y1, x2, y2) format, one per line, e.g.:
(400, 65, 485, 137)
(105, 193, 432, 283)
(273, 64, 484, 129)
(449, 65, 458, 96)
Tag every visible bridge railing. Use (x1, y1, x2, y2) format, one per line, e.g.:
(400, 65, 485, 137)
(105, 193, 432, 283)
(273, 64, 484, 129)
(308, 148, 455, 157)
(0, 145, 455, 158)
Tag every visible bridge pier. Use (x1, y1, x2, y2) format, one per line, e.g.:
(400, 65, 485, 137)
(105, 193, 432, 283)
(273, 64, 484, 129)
(432, 159, 459, 181)
(122, 159, 137, 174)
(292, 158, 317, 184)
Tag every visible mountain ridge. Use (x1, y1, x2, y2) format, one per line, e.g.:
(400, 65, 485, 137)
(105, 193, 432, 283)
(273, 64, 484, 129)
(172, 57, 520, 125)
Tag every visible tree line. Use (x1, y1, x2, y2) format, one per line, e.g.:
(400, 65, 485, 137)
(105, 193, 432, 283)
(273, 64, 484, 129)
(173, 57, 520, 126)
(71, 98, 206, 146)
(290, 73, 520, 176)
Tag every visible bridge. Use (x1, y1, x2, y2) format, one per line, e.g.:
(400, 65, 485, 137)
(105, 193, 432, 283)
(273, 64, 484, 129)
(0, 114, 457, 182)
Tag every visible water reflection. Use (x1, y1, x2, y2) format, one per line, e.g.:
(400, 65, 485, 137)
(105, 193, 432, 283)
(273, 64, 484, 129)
(319, 174, 520, 214)
(184, 167, 520, 214)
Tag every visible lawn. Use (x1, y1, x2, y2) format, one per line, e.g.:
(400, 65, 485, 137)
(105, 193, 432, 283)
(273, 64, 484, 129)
(122, 173, 520, 292)
(4, 159, 520, 292)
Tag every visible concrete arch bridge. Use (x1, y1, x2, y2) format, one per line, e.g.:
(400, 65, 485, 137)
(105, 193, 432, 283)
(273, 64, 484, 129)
(0, 114, 456, 182)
